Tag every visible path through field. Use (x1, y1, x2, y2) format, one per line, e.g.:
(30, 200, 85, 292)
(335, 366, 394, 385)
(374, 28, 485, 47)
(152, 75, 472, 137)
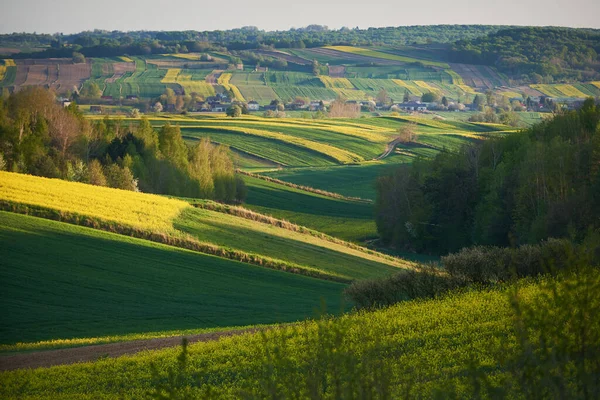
(375, 137, 403, 160)
(0, 328, 259, 371)
(206, 69, 223, 85)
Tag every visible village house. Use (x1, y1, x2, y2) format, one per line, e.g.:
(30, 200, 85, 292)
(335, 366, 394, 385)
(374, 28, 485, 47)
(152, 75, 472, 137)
(247, 100, 260, 111)
(396, 101, 428, 112)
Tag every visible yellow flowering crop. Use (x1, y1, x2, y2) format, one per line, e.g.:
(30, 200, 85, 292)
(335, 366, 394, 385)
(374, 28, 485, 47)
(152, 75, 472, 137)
(0, 171, 189, 232)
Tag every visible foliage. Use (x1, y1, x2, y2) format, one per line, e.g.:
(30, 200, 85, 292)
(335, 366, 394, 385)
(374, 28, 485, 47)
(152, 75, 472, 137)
(346, 236, 599, 309)
(375, 99, 600, 254)
(0, 88, 245, 202)
(450, 27, 600, 81)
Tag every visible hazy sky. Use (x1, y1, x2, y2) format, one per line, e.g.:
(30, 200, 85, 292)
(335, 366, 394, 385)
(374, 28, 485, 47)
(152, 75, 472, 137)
(1, 0, 599, 34)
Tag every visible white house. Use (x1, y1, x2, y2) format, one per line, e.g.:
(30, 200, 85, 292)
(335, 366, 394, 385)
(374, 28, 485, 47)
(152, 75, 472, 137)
(247, 100, 260, 111)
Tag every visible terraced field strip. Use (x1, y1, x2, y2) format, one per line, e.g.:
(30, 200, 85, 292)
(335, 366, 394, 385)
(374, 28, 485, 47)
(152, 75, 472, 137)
(392, 79, 424, 95)
(171, 117, 392, 143)
(0, 270, 564, 399)
(1, 172, 396, 282)
(530, 84, 565, 97)
(161, 68, 215, 97)
(218, 72, 245, 101)
(319, 76, 355, 89)
(179, 125, 364, 163)
(414, 80, 441, 93)
(554, 84, 588, 98)
(592, 81, 600, 90)
(183, 129, 336, 167)
(326, 46, 449, 68)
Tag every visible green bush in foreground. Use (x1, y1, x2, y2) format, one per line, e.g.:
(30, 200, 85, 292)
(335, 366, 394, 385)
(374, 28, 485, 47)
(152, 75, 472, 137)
(346, 236, 600, 309)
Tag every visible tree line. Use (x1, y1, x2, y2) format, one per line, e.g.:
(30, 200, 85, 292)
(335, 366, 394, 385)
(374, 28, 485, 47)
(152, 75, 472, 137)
(2, 25, 506, 58)
(449, 27, 600, 82)
(375, 98, 600, 255)
(0, 87, 246, 203)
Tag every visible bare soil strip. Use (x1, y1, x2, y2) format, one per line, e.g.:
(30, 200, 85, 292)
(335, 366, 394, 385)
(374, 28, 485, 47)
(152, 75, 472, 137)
(375, 137, 403, 160)
(0, 328, 259, 371)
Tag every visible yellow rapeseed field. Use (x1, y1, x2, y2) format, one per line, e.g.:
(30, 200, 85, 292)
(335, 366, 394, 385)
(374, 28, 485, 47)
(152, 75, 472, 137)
(319, 76, 355, 89)
(218, 73, 246, 102)
(391, 79, 423, 95)
(161, 68, 181, 83)
(118, 56, 134, 63)
(414, 81, 441, 93)
(0, 171, 189, 232)
(555, 84, 588, 98)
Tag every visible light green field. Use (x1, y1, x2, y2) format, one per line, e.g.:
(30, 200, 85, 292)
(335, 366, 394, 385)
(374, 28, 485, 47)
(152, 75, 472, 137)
(175, 207, 408, 280)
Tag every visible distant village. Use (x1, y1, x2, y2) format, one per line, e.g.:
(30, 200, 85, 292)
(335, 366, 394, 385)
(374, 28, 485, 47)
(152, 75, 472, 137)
(66, 89, 593, 116)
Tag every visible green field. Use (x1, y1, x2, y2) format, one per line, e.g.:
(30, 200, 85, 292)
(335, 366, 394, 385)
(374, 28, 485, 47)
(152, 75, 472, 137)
(263, 162, 403, 200)
(242, 174, 378, 241)
(0, 212, 347, 345)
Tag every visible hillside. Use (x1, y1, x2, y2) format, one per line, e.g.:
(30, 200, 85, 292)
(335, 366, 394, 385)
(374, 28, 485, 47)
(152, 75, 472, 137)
(0, 171, 411, 282)
(0, 212, 346, 345)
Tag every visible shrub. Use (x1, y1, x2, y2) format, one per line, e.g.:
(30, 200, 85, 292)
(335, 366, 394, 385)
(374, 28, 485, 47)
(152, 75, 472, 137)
(347, 237, 599, 309)
(345, 264, 462, 308)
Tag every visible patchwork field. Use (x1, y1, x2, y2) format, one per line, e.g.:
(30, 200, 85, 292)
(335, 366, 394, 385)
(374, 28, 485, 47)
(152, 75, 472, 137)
(5, 45, 592, 104)
(530, 83, 600, 98)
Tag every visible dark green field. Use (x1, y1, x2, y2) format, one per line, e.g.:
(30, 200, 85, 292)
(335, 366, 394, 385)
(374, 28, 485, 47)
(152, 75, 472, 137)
(0, 212, 347, 345)
(241, 175, 378, 241)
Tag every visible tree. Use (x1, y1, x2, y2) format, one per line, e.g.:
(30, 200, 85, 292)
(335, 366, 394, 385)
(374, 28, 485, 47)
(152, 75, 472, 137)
(80, 82, 103, 98)
(226, 105, 242, 118)
(376, 89, 391, 106)
(153, 102, 163, 113)
(403, 90, 410, 103)
(421, 92, 440, 103)
(473, 94, 485, 110)
(312, 59, 320, 76)
(397, 122, 417, 143)
(87, 159, 107, 186)
(104, 164, 138, 191)
(441, 96, 448, 107)
(72, 52, 85, 64)
(159, 124, 188, 170)
(189, 138, 214, 198)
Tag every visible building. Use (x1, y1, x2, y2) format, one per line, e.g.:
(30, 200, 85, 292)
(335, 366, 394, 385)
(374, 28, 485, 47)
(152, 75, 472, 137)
(396, 101, 428, 112)
(247, 101, 260, 111)
(89, 105, 103, 113)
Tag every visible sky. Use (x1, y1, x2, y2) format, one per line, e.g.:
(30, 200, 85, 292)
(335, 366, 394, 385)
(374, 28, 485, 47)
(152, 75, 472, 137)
(1, 0, 599, 34)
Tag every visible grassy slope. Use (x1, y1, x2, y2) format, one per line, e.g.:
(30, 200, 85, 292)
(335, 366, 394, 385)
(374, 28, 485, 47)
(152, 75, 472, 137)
(0, 172, 408, 281)
(174, 207, 404, 280)
(0, 212, 347, 345)
(0, 278, 550, 399)
(263, 162, 403, 200)
(241, 175, 377, 242)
